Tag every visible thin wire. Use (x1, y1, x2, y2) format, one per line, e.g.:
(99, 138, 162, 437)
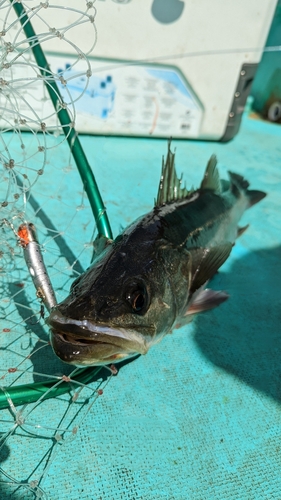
(90, 44, 281, 74)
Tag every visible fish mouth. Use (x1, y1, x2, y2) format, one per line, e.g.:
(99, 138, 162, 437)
(47, 309, 149, 366)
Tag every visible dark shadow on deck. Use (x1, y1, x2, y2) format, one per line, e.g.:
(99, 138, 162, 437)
(194, 245, 281, 402)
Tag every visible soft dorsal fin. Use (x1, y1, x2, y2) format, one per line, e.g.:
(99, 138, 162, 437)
(190, 243, 233, 294)
(155, 140, 191, 207)
(228, 171, 266, 206)
(228, 171, 250, 190)
(200, 155, 221, 193)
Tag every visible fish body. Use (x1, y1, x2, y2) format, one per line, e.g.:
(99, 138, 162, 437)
(47, 144, 266, 366)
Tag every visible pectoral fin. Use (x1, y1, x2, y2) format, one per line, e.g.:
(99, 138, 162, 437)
(185, 288, 229, 315)
(237, 224, 249, 237)
(190, 243, 232, 294)
(174, 287, 229, 330)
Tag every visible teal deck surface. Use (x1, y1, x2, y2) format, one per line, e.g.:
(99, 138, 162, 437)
(0, 113, 281, 499)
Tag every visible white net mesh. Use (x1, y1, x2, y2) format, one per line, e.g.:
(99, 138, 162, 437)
(0, 2, 117, 498)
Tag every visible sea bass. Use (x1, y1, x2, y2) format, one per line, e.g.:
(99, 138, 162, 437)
(47, 143, 266, 366)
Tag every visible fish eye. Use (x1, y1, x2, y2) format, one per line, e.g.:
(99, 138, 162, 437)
(125, 283, 148, 314)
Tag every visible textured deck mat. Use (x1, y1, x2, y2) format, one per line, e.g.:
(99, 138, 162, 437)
(0, 114, 281, 499)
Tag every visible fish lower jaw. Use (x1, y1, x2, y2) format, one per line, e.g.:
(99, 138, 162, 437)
(61, 352, 139, 367)
(49, 328, 145, 367)
(55, 331, 107, 346)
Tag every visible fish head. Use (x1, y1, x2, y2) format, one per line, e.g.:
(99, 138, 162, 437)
(47, 236, 187, 366)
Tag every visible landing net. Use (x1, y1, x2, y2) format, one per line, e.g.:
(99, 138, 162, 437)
(0, 2, 116, 498)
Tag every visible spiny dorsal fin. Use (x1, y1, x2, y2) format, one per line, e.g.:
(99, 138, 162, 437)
(155, 140, 191, 207)
(200, 155, 221, 193)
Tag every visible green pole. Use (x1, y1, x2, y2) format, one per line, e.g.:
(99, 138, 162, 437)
(10, 1, 113, 240)
(0, 368, 102, 410)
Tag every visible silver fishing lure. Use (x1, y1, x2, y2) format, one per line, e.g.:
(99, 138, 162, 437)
(17, 223, 57, 311)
